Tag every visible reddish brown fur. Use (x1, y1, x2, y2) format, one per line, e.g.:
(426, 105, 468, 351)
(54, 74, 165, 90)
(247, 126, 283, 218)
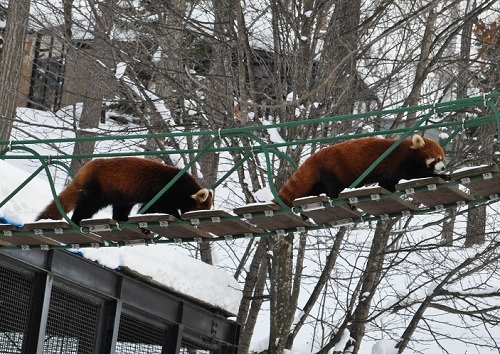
(278, 135, 445, 206)
(37, 157, 213, 224)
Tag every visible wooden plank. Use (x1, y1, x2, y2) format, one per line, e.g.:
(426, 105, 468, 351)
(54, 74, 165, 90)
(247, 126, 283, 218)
(233, 203, 312, 232)
(0, 224, 22, 246)
(339, 186, 417, 216)
(181, 210, 264, 237)
(23, 221, 103, 246)
(397, 177, 473, 208)
(451, 165, 500, 198)
(292, 196, 361, 224)
(80, 218, 152, 243)
(397, 176, 448, 190)
(0, 224, 21, 233)
(127, 214, 213, 239)
(0, 223, 61, 247)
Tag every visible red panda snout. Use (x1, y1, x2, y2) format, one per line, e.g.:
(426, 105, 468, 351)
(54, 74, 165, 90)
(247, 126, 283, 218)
(425, 157, 445, 173)
(434, 160, 445, 173)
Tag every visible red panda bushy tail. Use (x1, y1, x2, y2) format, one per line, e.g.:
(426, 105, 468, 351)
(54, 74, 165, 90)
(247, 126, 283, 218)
(278, 159, 321, 206)
(36, 176, 83, 221)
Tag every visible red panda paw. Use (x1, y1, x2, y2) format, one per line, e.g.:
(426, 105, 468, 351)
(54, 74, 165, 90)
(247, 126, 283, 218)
(436, 173, 451, 181)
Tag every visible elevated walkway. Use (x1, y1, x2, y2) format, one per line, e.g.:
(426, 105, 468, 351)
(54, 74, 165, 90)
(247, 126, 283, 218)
(1, 93, 499, 249)
(1, 166, 499, 250)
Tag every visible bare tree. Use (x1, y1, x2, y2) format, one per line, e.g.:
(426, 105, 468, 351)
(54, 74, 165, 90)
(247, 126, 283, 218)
(464, 15, 499, 247)
(0, 0, 31, 141)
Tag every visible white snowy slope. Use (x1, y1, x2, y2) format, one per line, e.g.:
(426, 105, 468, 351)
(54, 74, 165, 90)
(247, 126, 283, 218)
(0, 159, 56, 225)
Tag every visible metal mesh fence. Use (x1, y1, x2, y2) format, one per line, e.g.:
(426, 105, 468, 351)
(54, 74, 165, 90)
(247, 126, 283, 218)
(115, 312, 166, 354)
(0, 254, 238, 354)
(43, 284, 101, 354)
(0, 264, 33, 354)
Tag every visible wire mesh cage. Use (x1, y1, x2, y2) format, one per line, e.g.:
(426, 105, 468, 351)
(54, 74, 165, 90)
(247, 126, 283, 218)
(0, 264, 33, 354)
(43, 283, 102, 354)
(0, 250, 239, 354)
(116, 312, 166, 354)
(180, 340, 214, 354)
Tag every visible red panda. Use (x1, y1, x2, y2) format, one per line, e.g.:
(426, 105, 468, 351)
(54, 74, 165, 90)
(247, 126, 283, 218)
(278, 134, 446, 206)
(36, 157, 214, 224)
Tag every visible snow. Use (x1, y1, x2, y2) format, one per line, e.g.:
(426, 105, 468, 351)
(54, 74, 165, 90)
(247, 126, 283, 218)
(332, 329, 351, 352)
(253, 186, 276, 202)
(262, 118, 287, 152)
(115, 62, 127, 79)
(371, 340, 398, 354)
(0, 159, 56, 225)
(78, 245, 241, 314)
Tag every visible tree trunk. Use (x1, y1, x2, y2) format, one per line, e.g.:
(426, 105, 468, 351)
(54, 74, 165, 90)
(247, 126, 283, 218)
(268, 234, 294, 354)
(464, 122, 495, 246)
(285, 227, 347, 349)
(144, 0, 187, 158)
(394, 1, 438, 126)
(317, 220, 396, 354)
(345, 219, 396, 353)
(442, 0, 474, 245)
(237, 240, 268, 354)
(464, 3, 499, 247)
(0, 0, 31, 141)
(316, 0, 361, 122)
(69, 0, 116, 173)
(207, 0, 236, 128)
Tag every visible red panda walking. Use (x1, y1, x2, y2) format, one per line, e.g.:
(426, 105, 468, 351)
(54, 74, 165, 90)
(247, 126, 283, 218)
(278, 134, 446, 206)
(37, 157, 214, 224)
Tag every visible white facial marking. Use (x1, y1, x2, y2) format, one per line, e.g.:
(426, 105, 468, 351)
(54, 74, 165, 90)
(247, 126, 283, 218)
(425, 158, 435, 168)
(434, 161, 445, 172)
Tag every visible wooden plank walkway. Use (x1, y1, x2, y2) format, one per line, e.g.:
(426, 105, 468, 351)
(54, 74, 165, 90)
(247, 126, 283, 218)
(1, 165, 499, 249)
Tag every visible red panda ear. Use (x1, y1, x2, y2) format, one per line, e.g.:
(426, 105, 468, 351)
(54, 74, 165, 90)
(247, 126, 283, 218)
(191, 188, 211, 203)
(410, 134, 426, 149)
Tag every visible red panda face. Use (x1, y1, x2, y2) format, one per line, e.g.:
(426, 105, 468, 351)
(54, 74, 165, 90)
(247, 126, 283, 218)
(191, 188, 214, 210)
(410, 135, 446, 173)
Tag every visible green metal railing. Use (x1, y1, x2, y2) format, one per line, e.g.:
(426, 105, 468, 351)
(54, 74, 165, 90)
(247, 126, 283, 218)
(0, 92, 499, 234)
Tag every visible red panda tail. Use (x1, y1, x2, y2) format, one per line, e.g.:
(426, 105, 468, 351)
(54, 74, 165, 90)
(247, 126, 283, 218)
(278, 159, 321, 206)
(36, 175, 84, 221)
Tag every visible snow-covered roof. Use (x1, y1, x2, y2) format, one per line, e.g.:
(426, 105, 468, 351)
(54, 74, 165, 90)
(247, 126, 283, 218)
(78, 245, 241, 315)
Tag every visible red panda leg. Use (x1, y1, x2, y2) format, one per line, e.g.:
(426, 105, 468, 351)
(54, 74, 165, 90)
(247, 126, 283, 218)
(112, 204, 134, 221)
(71, 194, 106, 224)
(378, 180, 397, 193)
(316, 173, 345, 199)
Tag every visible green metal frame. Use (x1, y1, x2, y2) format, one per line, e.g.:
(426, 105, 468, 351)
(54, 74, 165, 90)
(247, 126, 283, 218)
(0, 92, 499, 239)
